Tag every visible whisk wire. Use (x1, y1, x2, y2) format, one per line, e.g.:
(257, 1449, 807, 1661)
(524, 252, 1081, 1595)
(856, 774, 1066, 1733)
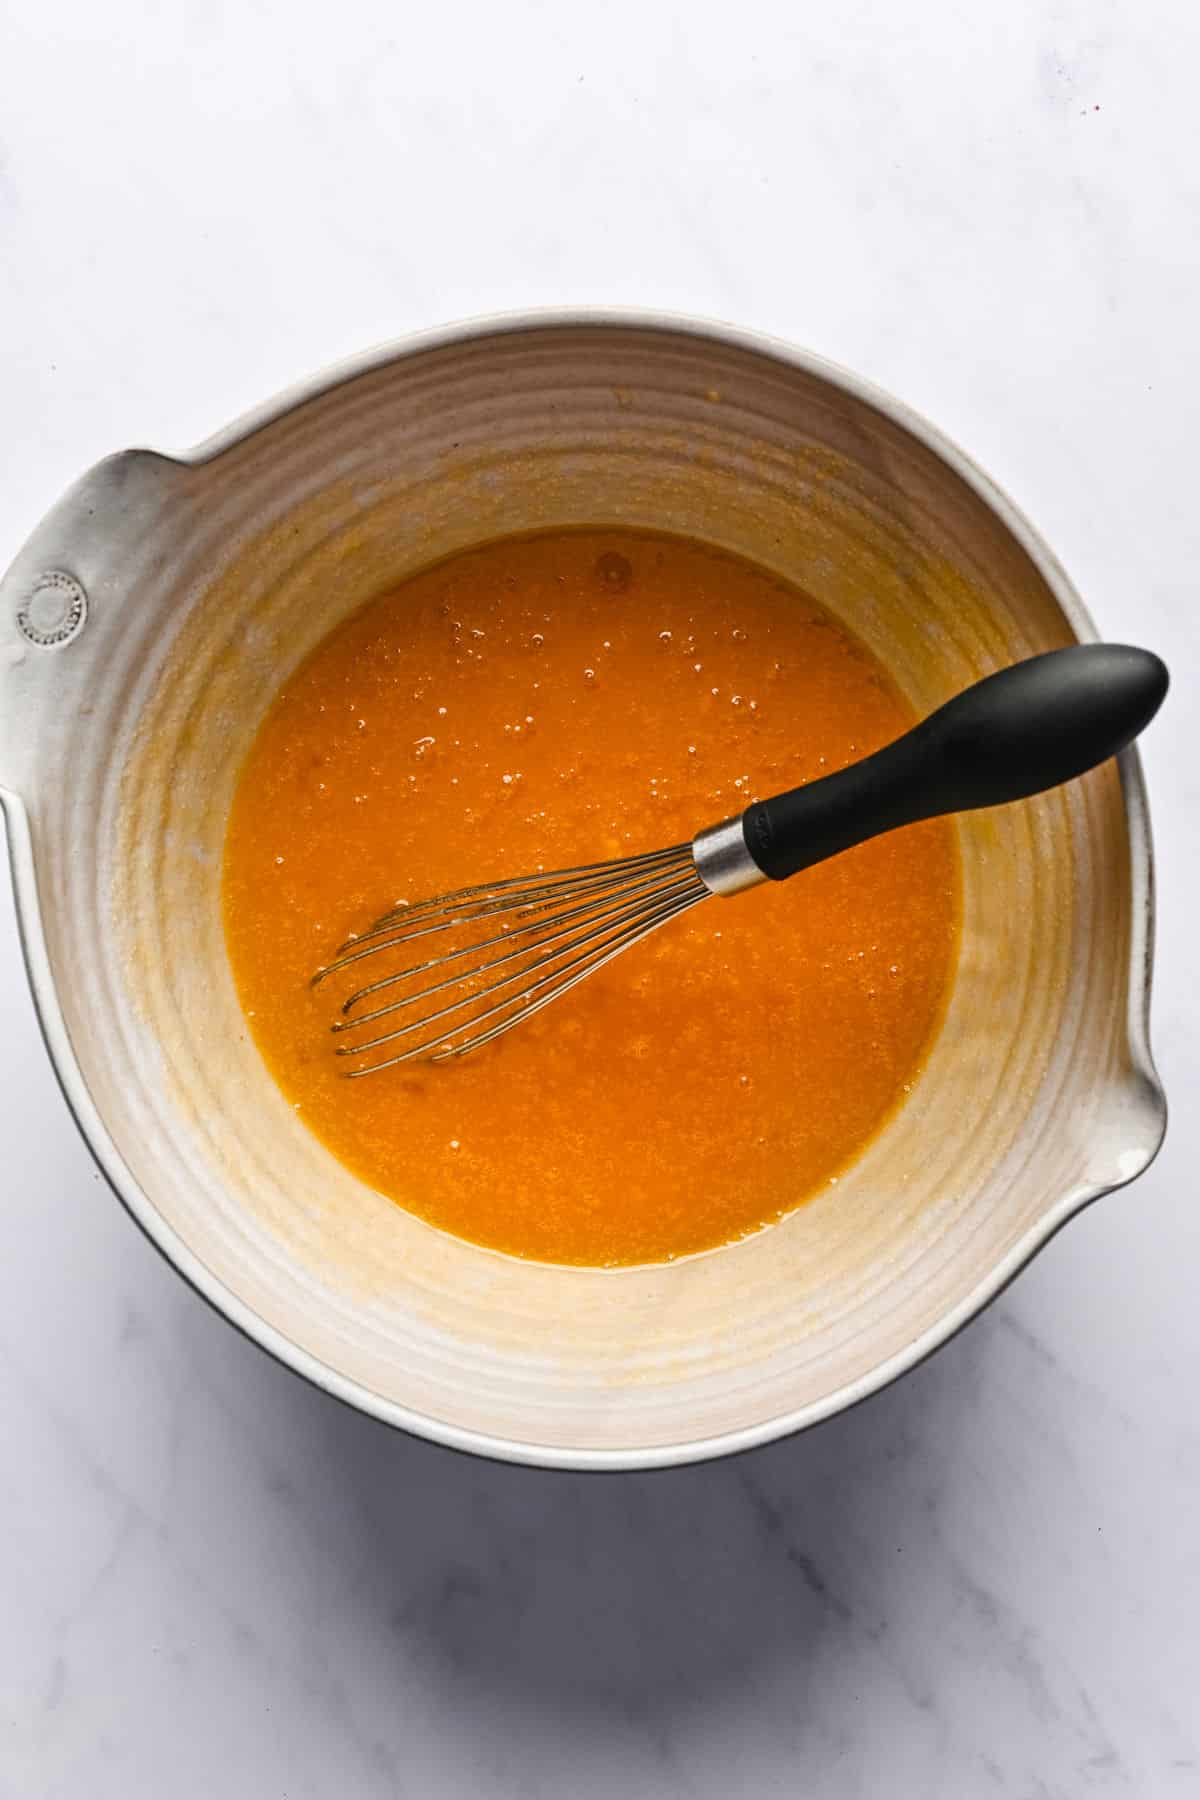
(362, 841, 691, 938)
(413, 883, 708, 1068)
(331, 857, 705, 1021)
(333, 866, 705, 1033)
(343, 877, 708, 1075)
(313, 842, 694, 985)
(318, 841, 710, 1074)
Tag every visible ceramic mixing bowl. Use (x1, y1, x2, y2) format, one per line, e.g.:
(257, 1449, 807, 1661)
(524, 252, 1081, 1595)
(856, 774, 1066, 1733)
(0, 312, 1165, 1468)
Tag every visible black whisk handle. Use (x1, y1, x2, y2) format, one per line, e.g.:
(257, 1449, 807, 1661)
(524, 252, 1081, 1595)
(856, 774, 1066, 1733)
(740, 644, 1168, 883)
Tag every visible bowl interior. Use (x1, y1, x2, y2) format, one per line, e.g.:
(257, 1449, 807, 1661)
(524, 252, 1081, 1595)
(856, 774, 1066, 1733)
(0, 321, 1162, 1463)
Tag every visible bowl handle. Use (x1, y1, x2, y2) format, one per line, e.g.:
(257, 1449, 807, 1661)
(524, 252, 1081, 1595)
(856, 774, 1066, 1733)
(0, 450, 185, 799)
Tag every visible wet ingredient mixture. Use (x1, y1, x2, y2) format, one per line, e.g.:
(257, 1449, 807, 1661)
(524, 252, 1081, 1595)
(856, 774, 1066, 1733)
(223, 529, 960, 1265)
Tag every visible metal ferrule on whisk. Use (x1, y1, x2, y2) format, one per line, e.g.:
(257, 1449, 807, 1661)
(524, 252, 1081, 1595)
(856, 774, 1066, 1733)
(691, 815, 768, 897)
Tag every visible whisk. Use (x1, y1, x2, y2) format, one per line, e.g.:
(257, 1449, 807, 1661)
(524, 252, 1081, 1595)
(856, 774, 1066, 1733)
(314, 644, 1167, 1074)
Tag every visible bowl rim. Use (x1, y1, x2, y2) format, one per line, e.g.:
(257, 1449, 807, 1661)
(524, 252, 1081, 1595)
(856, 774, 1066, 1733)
(0, 306, 1166, 1469)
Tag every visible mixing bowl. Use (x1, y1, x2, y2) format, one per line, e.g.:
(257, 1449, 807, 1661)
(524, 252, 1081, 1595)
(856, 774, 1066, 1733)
(0, 312, 1165, 1468)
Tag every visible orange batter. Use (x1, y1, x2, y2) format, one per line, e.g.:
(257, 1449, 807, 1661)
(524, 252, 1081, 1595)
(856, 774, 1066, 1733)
(223, 530, 959, 1265)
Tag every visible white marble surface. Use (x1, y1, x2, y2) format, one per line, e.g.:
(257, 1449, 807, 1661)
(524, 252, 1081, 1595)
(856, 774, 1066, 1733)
(2, 1, 1199, 1792)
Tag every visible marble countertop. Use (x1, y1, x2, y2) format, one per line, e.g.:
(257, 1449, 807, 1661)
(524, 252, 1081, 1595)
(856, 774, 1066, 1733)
(3, 2, 1199, 1793)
